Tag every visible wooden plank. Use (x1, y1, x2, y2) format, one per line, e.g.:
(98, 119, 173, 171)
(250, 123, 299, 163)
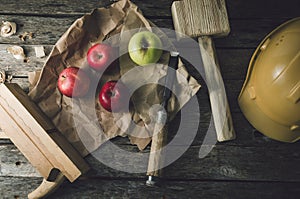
(2, 138, 300, 181)
(0, 15, 291, 48)
(0, 76, 251, 116)
(0, 15, 75, 45)
(0, 44, 51, 76)
(0, 0, 112, 16)
(0, 0, 298, 19)
(0, 177, 42, 199)
(0, 44, 251, 78)
(0, 131, 9, 139)
(1, 176, 300, 199)
(0, 109, 270, 150)
(0, 145, 41, 177)
(0, 79, 245, 126)
(226, 0, 300, 19)
(0, 45, 252, 92)
(0, 80, 267, 148)
(87, 142, 300, 182)
(48, 179, 300, 199)
(0, 0, 297, 198)
(10, 77, 31, 92)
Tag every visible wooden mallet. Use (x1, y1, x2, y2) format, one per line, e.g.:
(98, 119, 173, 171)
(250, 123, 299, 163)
(171, 0, 235, 142)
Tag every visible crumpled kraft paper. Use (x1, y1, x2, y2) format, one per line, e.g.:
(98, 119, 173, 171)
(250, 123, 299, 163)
(28, 0, 201, 157)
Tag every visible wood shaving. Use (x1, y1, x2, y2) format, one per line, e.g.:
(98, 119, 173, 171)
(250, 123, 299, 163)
(19, 32, 34, 41)
(34, 46, 45, 58)
(7, 45, 28, 62)
(0, 70, 6, 83)
(0, 21, 17, 37)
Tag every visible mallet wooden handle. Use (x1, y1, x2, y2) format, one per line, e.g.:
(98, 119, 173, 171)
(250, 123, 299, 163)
(198, 36, 235, 141)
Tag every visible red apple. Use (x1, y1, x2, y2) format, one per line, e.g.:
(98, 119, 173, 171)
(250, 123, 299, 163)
(57, 66, 90, 98)
(99, 81, 128, 112)
(87, 43, 115, 71)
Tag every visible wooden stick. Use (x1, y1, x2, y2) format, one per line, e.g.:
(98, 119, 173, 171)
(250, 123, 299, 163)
(198, 36, 235, 141)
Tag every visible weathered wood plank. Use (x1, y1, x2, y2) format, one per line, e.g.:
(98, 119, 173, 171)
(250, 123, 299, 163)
(82, 142, 300, 182)
(1, 176, 300, 199)
(0, 0, 298, 19)
(0, 45, 51, 76)
(0, 132, 9, 139)
(0, 0, 298, 199)
(9, 78, 31, 93)
(0, 15, 75, 45)
(2, 138, 300, 181)
(0, 42, 251, 80)
(0, 78, 243, 117)
(0, 104, 266, 148)
(0, 15, 291, 48)
(0, 145, 40, 177)
(226, 0, 300, 19)
(49, 179, 300, 199)
(0, 177, 41, 199)
(0, 0, 112, 16)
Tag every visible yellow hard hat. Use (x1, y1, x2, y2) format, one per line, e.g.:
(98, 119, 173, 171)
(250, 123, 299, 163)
(238, 17, 300, 142)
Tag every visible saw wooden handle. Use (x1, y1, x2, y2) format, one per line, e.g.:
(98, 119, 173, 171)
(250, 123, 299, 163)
(198, 36, 235, 142)
(28, 172, 65, 199)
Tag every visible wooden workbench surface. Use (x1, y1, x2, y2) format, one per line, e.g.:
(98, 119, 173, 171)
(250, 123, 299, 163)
(0, 0, 299, 198)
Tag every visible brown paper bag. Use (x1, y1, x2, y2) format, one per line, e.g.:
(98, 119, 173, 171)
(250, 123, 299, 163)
(28, 0, 201, 157)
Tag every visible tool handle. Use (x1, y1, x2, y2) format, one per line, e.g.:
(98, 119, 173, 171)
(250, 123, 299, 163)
(28, 172, 65, 199)
(198, 36, 235, 142)
(146, 122, 168, 177)
(146, 52, 179, 184)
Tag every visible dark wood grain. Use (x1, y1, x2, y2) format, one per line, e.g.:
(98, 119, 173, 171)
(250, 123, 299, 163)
(48, 178, 300, 199)
(2, 137, 300, 181)
(0, 0, 299, 19)
(0, 0, 299, 198)
(0, 15, 292, 48)
(0, 44, 251, 78)
(1, 176, 300, 199)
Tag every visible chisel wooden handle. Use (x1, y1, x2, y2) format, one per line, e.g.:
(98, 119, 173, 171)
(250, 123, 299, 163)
(198, 36, 235, 141)
(146, 117, 168, 179)
(146, 52, 179, 185)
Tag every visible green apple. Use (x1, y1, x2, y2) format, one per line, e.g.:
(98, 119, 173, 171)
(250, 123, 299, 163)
(128, 31, 163, 66)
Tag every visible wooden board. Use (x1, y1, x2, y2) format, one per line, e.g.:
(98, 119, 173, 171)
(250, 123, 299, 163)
(0, 131, 9, 139)
(2, 139, 300, 181)
(1, 176, 300, 199)
(0, 0, 298, 18)
(0, 0, 299, 198)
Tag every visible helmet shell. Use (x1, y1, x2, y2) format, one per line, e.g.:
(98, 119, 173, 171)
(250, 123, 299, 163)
(238, 17, 300, 142)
